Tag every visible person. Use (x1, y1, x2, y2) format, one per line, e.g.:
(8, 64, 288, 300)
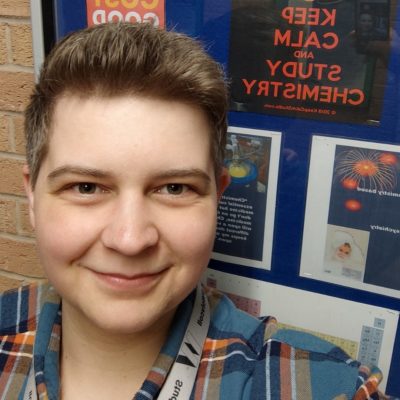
(335, 242, 352, 260)
(356, 12, 387, 42)
(352, 11, 390, 55)
(0, 22, 385, 399)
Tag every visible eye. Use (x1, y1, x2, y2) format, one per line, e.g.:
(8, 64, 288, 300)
(166, 183, 186, 195)
(74, 183, 100, 195)
(156, 183, 190, 196)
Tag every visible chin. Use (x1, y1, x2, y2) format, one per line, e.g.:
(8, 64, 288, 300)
(89, 302, 178, 336)
(91, 313, 160, 335)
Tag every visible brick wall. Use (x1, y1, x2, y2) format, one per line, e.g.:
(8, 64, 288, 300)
(0, 0, 44, 292)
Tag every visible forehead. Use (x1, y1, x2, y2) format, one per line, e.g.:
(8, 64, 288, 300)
(42, 94, 214, 176)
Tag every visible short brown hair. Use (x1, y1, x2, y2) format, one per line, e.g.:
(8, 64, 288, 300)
(25, 22, 228, 187)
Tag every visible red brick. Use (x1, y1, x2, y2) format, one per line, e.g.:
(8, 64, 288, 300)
(0, 23, 8, 65)
(17, 200, 34, 237)
(10, 23, 33, 67)
(0, 71, 34, 112)
(0, 1, 30, 18)
(0, 237, 43, 277)
(0, 115, 9, 151)
(0, 198, 16, 234)
(0, 157, 25, 195)
(13, 114, 26, 155)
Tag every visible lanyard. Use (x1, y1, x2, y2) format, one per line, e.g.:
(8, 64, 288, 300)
(157, 285, 210, 400)
(23, 285, 210, 400)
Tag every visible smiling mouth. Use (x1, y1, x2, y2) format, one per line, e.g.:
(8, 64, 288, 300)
(96, 271, 161, 280)
(87, 267, 168, 292)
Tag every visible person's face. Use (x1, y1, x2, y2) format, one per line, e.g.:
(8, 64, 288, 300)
(335, 244, 352, 260)
(24, 95, 229, 335)
(358, 13, 374, 33)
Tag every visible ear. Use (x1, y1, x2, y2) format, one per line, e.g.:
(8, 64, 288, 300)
(217, 167, 230, 201)
(22, 165, 36, 229)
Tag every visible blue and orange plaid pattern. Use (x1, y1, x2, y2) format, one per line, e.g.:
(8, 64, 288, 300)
(0, 283, 387, 399)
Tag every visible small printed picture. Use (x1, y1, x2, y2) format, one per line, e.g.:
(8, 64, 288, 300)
(212, 127, 281, 269)
(323, 225, 370, 281)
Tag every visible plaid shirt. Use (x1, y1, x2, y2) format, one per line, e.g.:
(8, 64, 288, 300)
(0, 283, 385, 399)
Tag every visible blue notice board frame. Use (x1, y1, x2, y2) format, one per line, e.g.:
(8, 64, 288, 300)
(53, 0, 400, 395)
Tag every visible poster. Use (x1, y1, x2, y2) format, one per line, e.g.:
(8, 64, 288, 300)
(86, 0, 165, 27)
(229, 0, 393, 124)
(301, 136, 400, 298)
(203, 268, 399, 392)
(212, 127, 281, 269)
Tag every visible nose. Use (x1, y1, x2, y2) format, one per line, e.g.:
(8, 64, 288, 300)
(101, 195, 159, 255)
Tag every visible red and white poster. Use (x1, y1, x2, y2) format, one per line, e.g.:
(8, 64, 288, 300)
(86, 0, 165, 27)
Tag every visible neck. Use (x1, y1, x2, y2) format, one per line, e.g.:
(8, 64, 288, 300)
(60, 301, 175, 400)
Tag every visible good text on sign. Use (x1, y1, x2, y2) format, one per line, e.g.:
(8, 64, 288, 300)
(86, 0, 165, 27)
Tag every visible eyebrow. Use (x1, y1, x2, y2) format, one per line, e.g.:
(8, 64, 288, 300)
(47, 165, 211, 183)
(154, 168, 212, 183)
(47, 165, 111, 181)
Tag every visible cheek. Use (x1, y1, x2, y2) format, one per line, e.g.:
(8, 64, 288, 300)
(160, 206, 217, 262)
(33, 206, 99, 267)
